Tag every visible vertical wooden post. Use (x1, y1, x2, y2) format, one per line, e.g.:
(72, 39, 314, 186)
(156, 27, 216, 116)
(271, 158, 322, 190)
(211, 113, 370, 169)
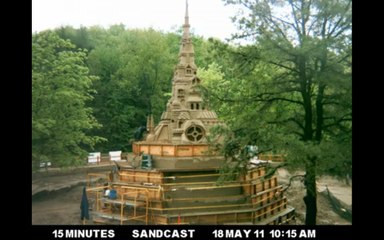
(120, 194, 124, 225)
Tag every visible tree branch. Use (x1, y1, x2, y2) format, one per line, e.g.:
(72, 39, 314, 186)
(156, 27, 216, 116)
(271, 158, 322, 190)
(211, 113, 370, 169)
(282, 174, 305, 192)
(322, 113, 352, 129)
(327, 1, 352, 38)
(267, 117, 305, 132)
(261, 97, 303, 105)
(265, 60, 299, 73)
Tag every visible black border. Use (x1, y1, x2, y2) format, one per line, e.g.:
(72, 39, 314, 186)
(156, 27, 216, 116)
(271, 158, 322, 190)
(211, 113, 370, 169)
(29, 0, 357, 239)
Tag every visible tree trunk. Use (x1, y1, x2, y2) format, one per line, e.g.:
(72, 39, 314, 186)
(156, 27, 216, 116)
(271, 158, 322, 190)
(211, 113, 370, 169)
(315, 84, 325, 142)
(297, 54, 318, 225)
(304, 157, 317, 225)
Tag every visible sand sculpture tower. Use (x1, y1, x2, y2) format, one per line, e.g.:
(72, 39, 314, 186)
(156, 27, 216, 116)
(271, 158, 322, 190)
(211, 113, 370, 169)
(133, 0, 223, 169)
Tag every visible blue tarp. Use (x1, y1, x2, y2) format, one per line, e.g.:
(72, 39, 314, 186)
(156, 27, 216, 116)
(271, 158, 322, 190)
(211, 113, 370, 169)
(80, 186, 89, 220)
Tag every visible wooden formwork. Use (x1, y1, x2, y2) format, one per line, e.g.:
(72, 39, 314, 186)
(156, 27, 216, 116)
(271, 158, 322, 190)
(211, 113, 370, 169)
(155, 197, 291, 225)
(242, 167, 278, 196)
(253, 197, 288, 222)
(251, 186, 283, 207)
(87, 165, 295, 225)
(114, 183, 162, 201)
(133, 143, 212, 157)
(260, 206, 296, 225)
(245, 167, 267, 181)
(119, 170, 164, 184)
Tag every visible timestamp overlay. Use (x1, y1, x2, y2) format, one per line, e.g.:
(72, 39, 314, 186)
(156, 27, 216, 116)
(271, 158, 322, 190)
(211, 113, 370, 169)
(212, 229, 316, 239)
(209, 226, 352, 240)
(37, 226, 353, 240)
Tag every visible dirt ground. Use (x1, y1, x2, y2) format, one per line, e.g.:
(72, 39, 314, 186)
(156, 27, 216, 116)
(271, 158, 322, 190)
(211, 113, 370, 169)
(32, 168, 352, 225)
(276, 169, 351, 225)
(32, 184, 88, 225)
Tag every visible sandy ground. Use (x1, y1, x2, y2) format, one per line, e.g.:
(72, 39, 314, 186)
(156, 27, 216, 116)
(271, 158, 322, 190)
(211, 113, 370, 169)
(32, 167, 352, 225)
(32, 184, 87, 225)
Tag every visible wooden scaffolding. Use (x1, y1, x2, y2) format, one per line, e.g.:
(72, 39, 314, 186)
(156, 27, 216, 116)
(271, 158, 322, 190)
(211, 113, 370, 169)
(86, 164, 295, 225)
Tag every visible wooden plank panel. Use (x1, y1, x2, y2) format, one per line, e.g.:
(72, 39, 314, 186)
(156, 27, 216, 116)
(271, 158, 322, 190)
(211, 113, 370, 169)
(134, 172, 150, 183)
(118, 170, 163, 184)
(193, 145, 209, 156)
(149, 145, 162, 155)
(177, 146, 193, 156)
(162, 146, 175, 156)
(140, 145, 149, 154)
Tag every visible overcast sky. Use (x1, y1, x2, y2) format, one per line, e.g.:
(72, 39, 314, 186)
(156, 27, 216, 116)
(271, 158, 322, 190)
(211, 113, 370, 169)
(32, 0, 240, 40)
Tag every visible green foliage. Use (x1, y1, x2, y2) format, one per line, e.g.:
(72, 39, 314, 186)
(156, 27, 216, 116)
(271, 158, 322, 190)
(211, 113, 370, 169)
(56, 26, 95, 51)
(85, 27, 175, 151)
(32, 31, 105, 170)
(213, 0, 352, 176)
(206, 0, 352, 224)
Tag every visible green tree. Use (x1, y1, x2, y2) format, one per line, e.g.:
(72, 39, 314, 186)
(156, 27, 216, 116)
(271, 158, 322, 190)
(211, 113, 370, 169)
(56, 25, 95, 51)
(204, 0, 352, 224)
(87, 27, 175, 151)
(32, 31, 104, 170)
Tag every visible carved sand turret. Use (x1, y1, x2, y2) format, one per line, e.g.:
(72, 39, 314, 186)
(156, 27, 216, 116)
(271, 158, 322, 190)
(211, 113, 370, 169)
(133, 0, 222, 169)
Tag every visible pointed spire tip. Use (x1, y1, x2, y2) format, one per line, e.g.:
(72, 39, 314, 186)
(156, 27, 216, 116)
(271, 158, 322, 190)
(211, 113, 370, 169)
(185, 0, 189, 18)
